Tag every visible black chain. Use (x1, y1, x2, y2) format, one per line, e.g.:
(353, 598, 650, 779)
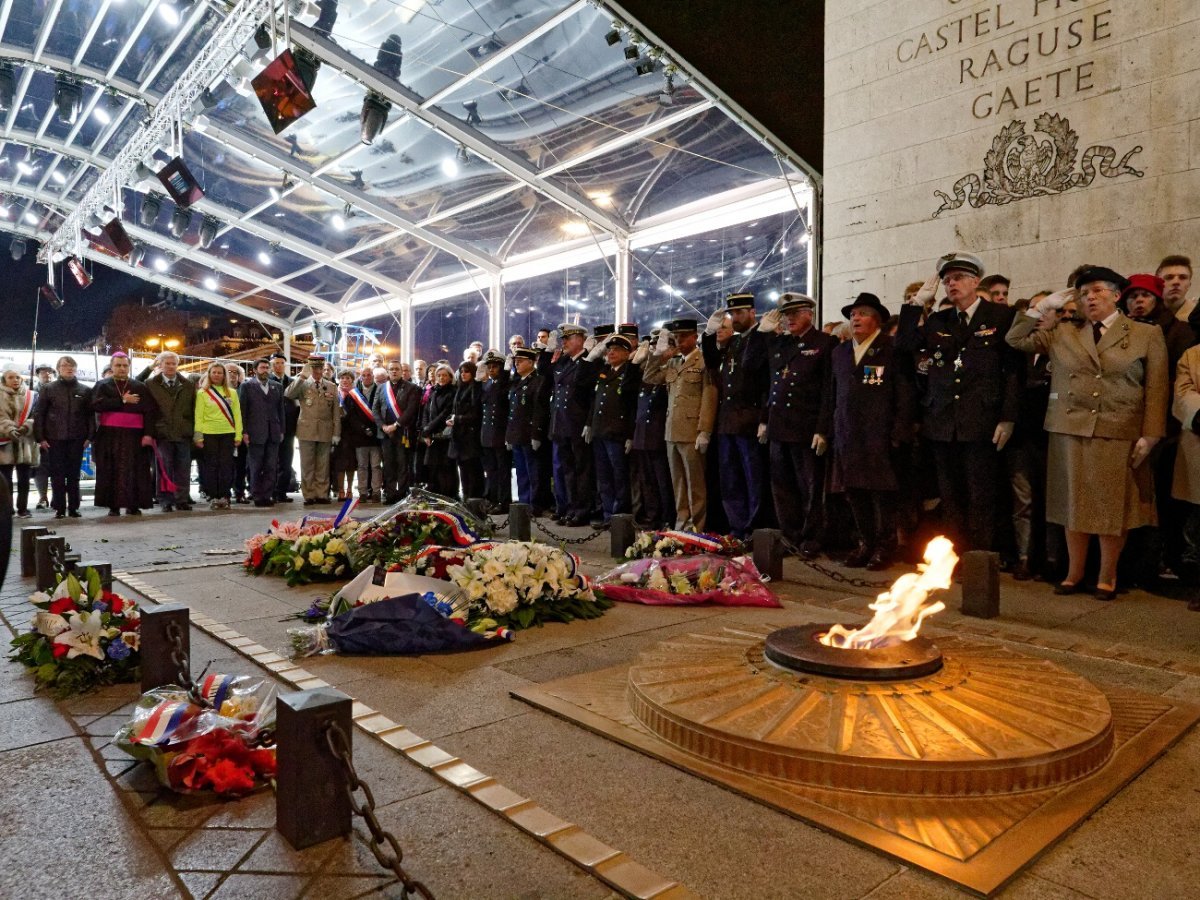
(800, 559, 894, 589)
(324, 722, 434, 899)
(165, 620, 197, 693)
(531, 516, 603, 545)
(48, 543, 69, 580)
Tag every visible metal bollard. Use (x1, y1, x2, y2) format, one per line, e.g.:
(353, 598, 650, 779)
(752, 528, 784, 581)
(20, 526, 50, 577)
(276, 687, 353, 850)
(34, 534, 67, 591)
(464, 497, 489, 521)
(140, 604, 191, 691)
(77, 562, 113, 591)
(961, 550, 1000, 619)
(62, 552, 82, 576)
(509, 502, 532, 541)
(610, 513, 636, 558)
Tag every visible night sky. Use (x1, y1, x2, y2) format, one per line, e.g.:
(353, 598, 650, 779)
(0, 252, 151, 349)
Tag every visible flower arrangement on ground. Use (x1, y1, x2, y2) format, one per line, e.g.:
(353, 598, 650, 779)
(11, 568, 141, 698)
(624, 529, 746, 560)
(398, 541, 611, 629)
(349, 508, 484, 570)
(116, 674, 276, 798)
(243, 517, 358, 586)
(597, 554, 780, 607)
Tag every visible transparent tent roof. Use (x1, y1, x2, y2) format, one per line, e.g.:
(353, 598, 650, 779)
(0, 0, 815, 343)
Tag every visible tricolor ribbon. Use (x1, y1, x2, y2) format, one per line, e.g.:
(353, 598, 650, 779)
(0, 389, 34, 446)
(205, 386, 235, 428)
(333, 495, 359, 527)
(345, 386, 374, 419)
(658, 530, 723, 553)
(198, 673, 238, 710)
(384, 380, 402, 420)
(132, 700, 198, 745)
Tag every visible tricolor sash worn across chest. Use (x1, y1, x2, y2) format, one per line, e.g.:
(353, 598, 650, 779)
(345, 387, 373, 418)
(384, 380, 403, 419)
(205, 387, 235, 427)
(0, 390, 34, 445)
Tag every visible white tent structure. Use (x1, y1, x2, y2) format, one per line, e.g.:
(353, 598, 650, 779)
(0, 0, 816, 361)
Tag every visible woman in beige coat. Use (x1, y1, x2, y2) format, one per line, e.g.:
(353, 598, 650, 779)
(0, 363, 40, 518)
(1007, 267, 1168, 600)
(1169, 344, 1200, 612)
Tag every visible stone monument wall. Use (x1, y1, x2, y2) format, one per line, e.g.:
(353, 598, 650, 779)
(822, 0, 1200, 316)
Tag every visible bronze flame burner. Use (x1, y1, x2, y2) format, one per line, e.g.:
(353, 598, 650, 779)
(763, 624, 944, 680)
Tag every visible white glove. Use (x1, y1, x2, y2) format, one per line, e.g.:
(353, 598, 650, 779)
(505, 442, 512, 451)
(695, 432, 710, 453)
(992, 421, 1013, 451)
(757, 423, 768, 444)
(908, 274, 939, 307)
(1032, 289, 1074, 319)
(586, 339, 607, 362)
(582, 426, 592, 444)
(759, 308, 782, 334)
(1130, 436, 1158, 468)
(624, 439, 632, 454)
(811, 434, 827, 457)
(546, 330, 559, 352)
(631, 341, 649, 365)
(655, 328, 671, 354)
(331, 435, 340, 446)
(531, 438, 541, 451)
(704, 309, 725, 335)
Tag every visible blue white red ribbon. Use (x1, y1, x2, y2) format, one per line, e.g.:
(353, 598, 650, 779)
(132, 700, 197, 745)
(199, 673, 238, 710)
(333, 495, 359, 527)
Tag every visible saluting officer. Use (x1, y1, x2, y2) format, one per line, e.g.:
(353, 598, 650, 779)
(542, 323, 599, 526)
(284, 353, 342, 506)
(759, 293, 837, 558)
(479, 350, 512, 513)
(630, 331, 674, 529)
(586, 328, 641, 528)
(642, 318, 717, 531)
(505, 346, 548, 513)
(701, 292, 770, 539)
(896, 251, 1021, 553)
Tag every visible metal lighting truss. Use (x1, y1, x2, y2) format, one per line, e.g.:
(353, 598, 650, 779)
(39, 0, 277, 262)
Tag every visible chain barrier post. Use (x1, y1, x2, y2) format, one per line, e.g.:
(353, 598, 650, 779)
(141, 605, 192, 692)
(62, 551, 82, 576)
(276, 687, 353, 850)
(20, 526, 49, 577)
(753, 528, 784, 581)
(77, 561, 113, 591)
(34, 534, 67, 591)
(508, 503, 532, 541)
(609, 514, 635, 558)
(961, 550, 1000, 618)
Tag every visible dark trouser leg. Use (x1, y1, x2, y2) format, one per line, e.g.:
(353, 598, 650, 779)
(932, 439, 998, 551)
(250, 441, 280, 502)
(595, 439, 630, 519)
(48, 439, 84, 513)
(513, 444, 537, 505)
(651, 448, 674, 527)
(846, 489, 897, 556)
(275, 430, 296, 498)
(380, 440, 408, 501)
(593, 440, 616, 520)
(770, 440, 824, 547)
(14, 463, 31, 513)
(552, 440, 572, 517)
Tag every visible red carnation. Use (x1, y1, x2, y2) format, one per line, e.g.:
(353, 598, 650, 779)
(51, 643, 69, 658)
(250, 547, 263, 568)
(102, 592, 125, 614)
(48, 597, 75, 615)
(205, 758, 257, 796)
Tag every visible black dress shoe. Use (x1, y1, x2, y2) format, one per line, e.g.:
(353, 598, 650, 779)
(1094, 586, 1118, 601)
(1011, 560, 1033, 581)
(126, 508, 142, 515)
(865, 551, 892, 571)
(107, 509, 121, 517)
(275, 495, 294, 503)
(843, 545, 871, 568)
(798, 541, 821, 560)
(303, 499, 317, 506)
(68, 510, 81, 518)
(253, 499, 273, 507)
(162, 504, 175, 513)
(177, 502, 194, 511)
(1054, 581, 1084, 595)
(54, 511, 66, 520)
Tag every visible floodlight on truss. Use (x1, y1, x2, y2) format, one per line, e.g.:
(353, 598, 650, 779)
(0, 63, 16, 112)
(40, 0, 277, 263)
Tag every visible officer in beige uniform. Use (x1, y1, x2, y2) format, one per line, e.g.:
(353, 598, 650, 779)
(284, 353, 342, 505)
(642, 318, 717, 531)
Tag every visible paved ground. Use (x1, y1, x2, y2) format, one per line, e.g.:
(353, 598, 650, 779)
(2, 500, 1198, 899)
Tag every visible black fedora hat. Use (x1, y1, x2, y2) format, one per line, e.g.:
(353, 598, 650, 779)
(840, 292, 889, 320)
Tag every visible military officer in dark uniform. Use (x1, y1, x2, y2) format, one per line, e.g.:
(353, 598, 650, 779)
(896, 252, 1021, 553)
(505, 347, 547, 513)
(701, 292, 770, 539)
(541, 323, 598, 526)
(631, 330, 674, 529)
(479, 350, 511, 513)
(760, 293, 836, 557)
(586, 330, 641, 527)
(824, 293, 916, 569)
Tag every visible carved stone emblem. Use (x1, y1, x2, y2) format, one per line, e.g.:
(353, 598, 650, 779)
(932, 113, 1143, 217)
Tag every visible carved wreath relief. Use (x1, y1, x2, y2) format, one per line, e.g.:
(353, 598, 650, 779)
(932, 113, 1143, 217)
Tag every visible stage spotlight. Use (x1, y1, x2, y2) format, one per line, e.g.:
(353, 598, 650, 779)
(374, 34, 402, 80)
(312, 0, 339, 38)
(169, 206, 193, 238)
(0, 63, 16, 112)
(11, 238, 26, 261)
(254, 23, 272, 50)
(130, 242, 146, 266)
(140, 193, 163, 226)
(635, 59, 656, 76)
(658, 74, 676, 106)
(53, 75, 83, 124)
(157, 156, 205, 207)
(605, 25, 622, 46)
(359, 91, 391, 145)
(41, 284, 64, 309)
(624, 45, 639, 61)
(67, 257, 92, 289)
(456, 144, 470, 166)
(462, 100, 481, 126)
(198, 214, 220, 249)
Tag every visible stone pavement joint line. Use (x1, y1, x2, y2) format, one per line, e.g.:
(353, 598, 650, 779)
(112, 572, 696, 900)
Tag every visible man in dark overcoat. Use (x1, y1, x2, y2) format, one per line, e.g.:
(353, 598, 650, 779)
(541, 323, 598, 526)
(238, 358, 285, 507)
